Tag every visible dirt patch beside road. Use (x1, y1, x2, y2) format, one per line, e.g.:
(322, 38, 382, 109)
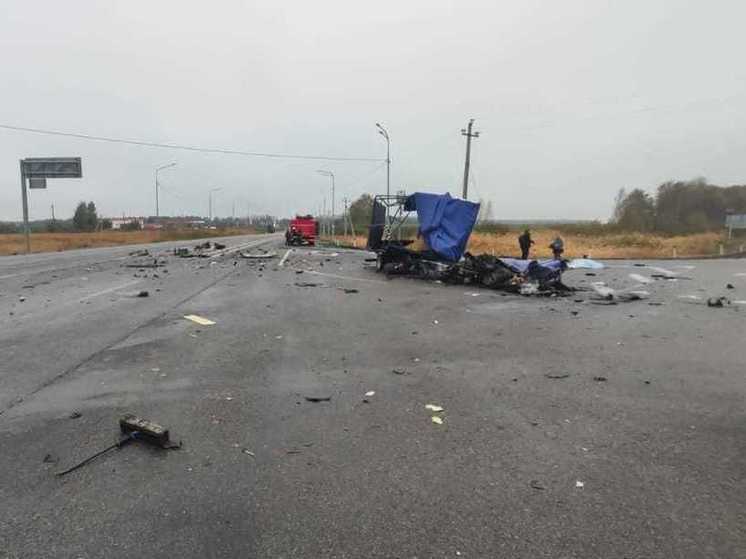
(0, 228, 259, 256)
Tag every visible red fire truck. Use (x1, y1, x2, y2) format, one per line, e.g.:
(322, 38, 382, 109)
(285, 215, 318, 246)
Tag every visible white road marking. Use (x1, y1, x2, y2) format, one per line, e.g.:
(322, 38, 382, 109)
(209, 237, 279, 259)
(279, 249, 292, 267)
(78, 280, 142, 302)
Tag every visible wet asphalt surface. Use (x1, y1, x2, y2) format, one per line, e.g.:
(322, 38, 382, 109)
(1, 239, 745, 558)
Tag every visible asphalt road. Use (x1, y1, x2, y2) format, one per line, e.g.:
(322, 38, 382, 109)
(1, 240, 745, 558)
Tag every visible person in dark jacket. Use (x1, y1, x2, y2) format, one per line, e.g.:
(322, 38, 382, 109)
(549, 236, 565, 260)
(518, 229, 534, 260)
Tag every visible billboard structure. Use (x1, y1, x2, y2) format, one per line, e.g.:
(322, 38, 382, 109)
(19, 157, 82, 254)
(725, 214, 746, 239)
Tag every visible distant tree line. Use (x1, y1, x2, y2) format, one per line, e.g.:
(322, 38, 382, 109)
(612, 178, 746, 234)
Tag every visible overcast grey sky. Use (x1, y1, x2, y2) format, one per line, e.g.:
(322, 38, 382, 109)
(2, 0, 745, 221)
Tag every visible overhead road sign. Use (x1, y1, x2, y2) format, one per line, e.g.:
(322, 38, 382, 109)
(22, 157, 82, 178)
(19, 156, 83, 254)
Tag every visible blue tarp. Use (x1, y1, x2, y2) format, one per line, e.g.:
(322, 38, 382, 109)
(499, 258, 565, 274)
(404, 192, 480, 262)
(567, 258, 605, 270)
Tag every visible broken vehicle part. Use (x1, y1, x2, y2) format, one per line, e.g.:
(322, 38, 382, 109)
(57, 415, 178, 476)
(184, 314, 216, 326)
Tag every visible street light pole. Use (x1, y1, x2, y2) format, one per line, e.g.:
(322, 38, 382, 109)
(155, 162, 177, 218)
(375, 123, 390, 198)
(209, 187, 222, 221)
(316, 170, 336, 239)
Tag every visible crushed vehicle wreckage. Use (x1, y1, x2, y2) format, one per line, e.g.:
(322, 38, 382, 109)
(367, 192, 591, 294)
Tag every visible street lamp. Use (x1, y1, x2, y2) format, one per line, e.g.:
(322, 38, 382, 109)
(155, 162, 177, 218)
(375, 123, 390, 198)
(316, 170, 335, 238)
(209, 187, 223, 221)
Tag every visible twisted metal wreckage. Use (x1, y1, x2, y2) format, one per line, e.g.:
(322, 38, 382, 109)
(367, 192, 599, 295)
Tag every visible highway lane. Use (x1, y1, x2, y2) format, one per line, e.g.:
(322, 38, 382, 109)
(0, 233, 279, 412)
(1, 246, 745, 558)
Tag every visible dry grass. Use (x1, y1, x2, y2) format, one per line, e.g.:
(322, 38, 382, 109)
(0, 228, 257, 256)
(326, 230, 726, 259)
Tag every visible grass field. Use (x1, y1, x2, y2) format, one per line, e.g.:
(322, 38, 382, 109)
(0, 228, 258, 256)
(326, 229, 735, 259)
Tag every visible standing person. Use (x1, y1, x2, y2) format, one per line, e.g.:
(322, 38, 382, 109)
(518, 229, 534, 260)
(549, 236, 565, 260)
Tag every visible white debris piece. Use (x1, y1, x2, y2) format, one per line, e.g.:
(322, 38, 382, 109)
(629, 273, 652, 284)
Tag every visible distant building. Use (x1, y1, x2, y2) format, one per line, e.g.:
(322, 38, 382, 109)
(151, 217, 207, 229)
(109, 217, 145, 230)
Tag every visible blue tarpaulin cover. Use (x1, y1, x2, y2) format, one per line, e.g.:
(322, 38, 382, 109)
(404, 192, 480, 261)
(499, 258, 565, 274)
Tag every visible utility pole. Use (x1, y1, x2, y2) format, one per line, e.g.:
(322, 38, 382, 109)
(316, 170, 335, 239)
(51, 204, 55, 221)
(461, 118, 480, 200)
(343, 198, 349, 237)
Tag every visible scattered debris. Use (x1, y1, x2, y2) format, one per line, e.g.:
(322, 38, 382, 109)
(629, 273, 652, 284)
(304, 395, 331, 403)
(568, 258, 605, 270)
(425, 404, 444, 412)
(707, 297, 729, 308)
(69, 410, 82, 419)
(545, 373, 570, 379)
(242, 448, 255, 457)
(19, 296, 26, 302)
(726, 283, 735, 289)
(240, 251, 277, 259)
(136, 290, 149, 298)
(519, 282, 539, 296)
(392, 368, 407, 375)
(184, 314, 216, 326)
(339, 288, 359, 294)
(124, 260, 165, 269)
(617, 290, 649, 302)
(431, 416, 444, 425)
(593, 376, 607, 382)
(43, 453, 58, 464)
(363, 390, 375, 403)
(213, 242, 227, 250)
(432, 319, 439, 325)
(575, 480, 585, 489)
(295, 282, 322, 287)
(530, 480, 546, 490)
(56, 415, 179, 476)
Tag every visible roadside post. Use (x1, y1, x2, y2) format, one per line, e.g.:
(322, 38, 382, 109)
(19, 157, 82, 254)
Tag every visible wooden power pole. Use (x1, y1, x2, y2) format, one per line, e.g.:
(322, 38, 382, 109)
(461, 118, 480, 200)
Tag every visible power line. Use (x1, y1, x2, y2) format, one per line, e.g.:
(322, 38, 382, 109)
(0, 123, 383, 163)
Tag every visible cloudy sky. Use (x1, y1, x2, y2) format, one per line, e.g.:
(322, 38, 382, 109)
(1, 0, 745, 222)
